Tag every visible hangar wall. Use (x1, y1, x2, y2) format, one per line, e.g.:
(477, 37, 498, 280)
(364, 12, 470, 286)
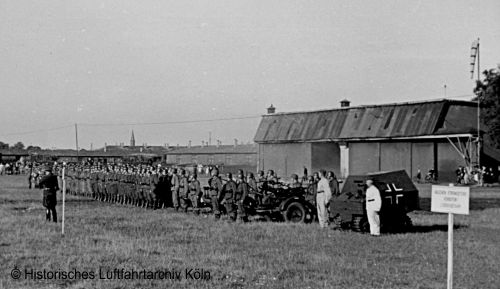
(410, 142, 435, 179)
(380, 142, 412, 174)
(349, 141, 434, 179)
(349, 141, 464, 182)
(349, 143, 380, 174)
(258, 143, 312, 177)
(437, 142, 465, 181)
(259, 140, 466, 182)
(311, 142, 340, 175)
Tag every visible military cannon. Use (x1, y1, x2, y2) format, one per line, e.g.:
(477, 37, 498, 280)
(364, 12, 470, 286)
(330, 170, 419, 233)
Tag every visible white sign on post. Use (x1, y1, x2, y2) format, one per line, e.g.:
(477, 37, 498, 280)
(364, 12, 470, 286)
(431, 185, 470, 289)
(431, 185, 470, 215)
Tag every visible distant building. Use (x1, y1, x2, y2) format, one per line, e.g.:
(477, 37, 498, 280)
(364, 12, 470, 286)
(166, 144, 257, 168)
(254, 99, 500, 182)
(0, 149, 29, 163)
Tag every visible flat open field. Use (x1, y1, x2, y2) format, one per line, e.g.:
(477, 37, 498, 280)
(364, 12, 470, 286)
(1, 175, 499, 289)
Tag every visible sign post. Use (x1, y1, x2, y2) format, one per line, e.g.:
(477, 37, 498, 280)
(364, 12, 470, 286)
(61, 163, 66, 236)
(431, 184, 470, 289)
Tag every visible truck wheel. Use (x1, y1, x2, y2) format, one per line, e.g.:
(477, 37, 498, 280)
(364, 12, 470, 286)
(352, 216, 369, 232)
(284, 202, 306, 223)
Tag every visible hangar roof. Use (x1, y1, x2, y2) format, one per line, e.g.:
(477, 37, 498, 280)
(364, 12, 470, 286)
(254, 99, 479, 143)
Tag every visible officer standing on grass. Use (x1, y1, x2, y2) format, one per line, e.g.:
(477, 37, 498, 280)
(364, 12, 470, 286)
(38, 166, 59, 223)
(365, 178, 382, 236)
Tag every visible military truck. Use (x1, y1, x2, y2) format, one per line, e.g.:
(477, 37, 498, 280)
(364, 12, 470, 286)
(245, 185, 316, 223)
(330, 170, 419, 232)
(202, 183, 316, 223)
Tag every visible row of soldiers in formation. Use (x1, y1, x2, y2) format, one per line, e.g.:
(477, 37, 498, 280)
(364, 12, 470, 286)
(42, 163, 337, 222)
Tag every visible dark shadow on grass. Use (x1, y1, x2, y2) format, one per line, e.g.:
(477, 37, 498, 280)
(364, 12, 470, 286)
(405, 224, 468, 233)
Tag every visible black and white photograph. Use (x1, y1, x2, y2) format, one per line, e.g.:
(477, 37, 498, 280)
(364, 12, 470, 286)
(1, 1, 499, 288)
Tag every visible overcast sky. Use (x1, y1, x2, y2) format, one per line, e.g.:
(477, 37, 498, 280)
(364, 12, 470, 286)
(1, 0, 499, 149)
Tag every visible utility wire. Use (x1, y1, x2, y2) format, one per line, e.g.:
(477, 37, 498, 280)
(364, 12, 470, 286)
(0, 124, 74, 137)
(78, 115, 262, 127)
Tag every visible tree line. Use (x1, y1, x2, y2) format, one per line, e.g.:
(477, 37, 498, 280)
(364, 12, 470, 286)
(0, 141, 42, 151)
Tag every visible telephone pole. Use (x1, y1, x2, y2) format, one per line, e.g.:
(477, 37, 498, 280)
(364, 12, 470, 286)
(75, 123, 79, 162)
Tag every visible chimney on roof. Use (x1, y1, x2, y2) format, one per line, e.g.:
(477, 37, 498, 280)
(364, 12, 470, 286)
(202, 140, 205, 146)
(188, 140, 192, 148)
(216, 140, 220, 148)
(234, 138, 238, 147)
(267, 104, 276, 114)
(340, 99, 350, 107)
(104, 143, 107, 152)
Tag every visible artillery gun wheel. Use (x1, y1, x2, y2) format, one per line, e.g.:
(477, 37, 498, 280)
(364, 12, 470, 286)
(283, 202, 306, 223)
(351, 216, 369, 232)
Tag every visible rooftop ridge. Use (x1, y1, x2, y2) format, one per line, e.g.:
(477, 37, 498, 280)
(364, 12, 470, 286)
(262, 98, 477, 116)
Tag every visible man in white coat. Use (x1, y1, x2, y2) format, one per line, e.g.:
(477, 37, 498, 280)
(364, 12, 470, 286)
(365, 179, 382, 236)
(316, 170, 332, 229)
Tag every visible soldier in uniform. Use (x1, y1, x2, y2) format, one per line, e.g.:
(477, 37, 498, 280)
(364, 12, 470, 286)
(38, 166, 59, 223)
(179, 169, 190, 212)
(188, 173, 202, 214)
(221, 172, 237, 221)
(150, 167, 160, 209)
(266, 170, 279, 187)
(208, 168, 223, 219)
(288, 174, 302, 189)
(170, 168, 180, 211)
(96, 166, 105, 201)
(156, 168, 170, 208)
(235, 170, 249, 222)
(327, 171, 339, 197)
(27, 164, 34, 189)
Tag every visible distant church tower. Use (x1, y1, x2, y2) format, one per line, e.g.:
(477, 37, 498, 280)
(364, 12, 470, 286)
(130, 130, 135, 147)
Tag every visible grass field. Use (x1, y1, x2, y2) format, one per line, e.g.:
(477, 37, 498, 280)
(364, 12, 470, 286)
(1, 175, 499, 289)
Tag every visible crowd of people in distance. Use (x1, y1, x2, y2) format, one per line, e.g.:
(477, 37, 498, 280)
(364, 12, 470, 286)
(455, 165, 497, 186)
(414, 165, 498, 186)
(0, 162, 26, 175)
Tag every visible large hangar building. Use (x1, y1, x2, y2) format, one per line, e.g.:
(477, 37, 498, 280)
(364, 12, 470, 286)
(254, 99, 498, 182)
